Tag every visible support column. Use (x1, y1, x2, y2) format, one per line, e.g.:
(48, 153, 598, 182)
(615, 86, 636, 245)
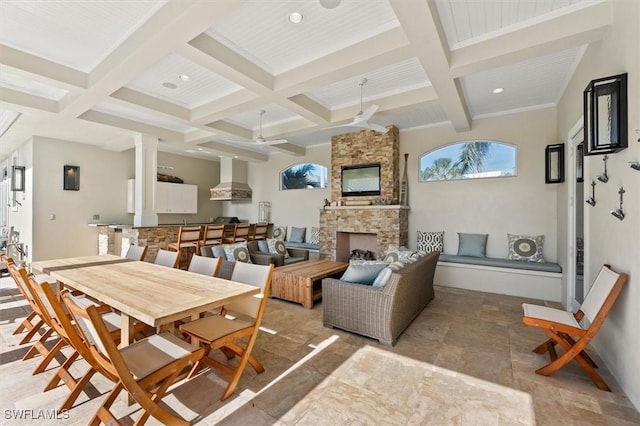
(133, 134, 158, 227)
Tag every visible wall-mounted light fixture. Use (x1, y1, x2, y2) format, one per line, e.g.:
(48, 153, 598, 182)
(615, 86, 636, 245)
(629, 161, 640, 171)
(610, 187, 625, 221)
(586, 181, 597, 206)
(63, 165, 80, 191)
(11, 166, 25, 192)
(545, 143, 565, 184)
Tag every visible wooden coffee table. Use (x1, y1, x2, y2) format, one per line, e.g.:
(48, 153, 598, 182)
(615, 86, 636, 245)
(271, 259, 348, 309)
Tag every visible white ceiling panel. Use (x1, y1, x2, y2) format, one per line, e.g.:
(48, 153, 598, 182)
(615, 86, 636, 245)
(226, 104, 301, 130)
(0, 69, 68, 101)
(461, 47, 583, 118)
(436, 0, 600, 49)
(375, 105, 449, 130)
(0, 0, 167, 71)
(306, 58, 430, 109)
(93, 101, 197, 133)
(206, 0, 399, 74)
(126, 54, 243, 109)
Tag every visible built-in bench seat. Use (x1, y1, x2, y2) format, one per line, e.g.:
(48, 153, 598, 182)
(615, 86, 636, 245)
(284, 242, 320, 252)
(435, 254, 562, 302)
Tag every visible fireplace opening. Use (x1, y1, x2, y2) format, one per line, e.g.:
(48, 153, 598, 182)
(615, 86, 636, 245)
(336, 231, 377, 262)
(349, 249, 376, 261)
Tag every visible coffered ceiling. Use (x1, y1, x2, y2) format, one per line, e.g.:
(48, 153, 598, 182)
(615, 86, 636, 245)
(0, 0, 612, 162)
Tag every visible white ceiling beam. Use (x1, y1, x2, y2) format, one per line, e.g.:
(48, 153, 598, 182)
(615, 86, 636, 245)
(0, 87, 59, 113)
(206, 120, 253, 139)
(286, 95, 331, 123)
(60, 0, 243, 119)
(268, 143, 306, 157)
(390, 0, 471, 132)
(0, 44, 88, 88)
(78, 110, 184, 141)
(190, 90, 259, 124)
(449, 0, 613, 78)
(199, 140, 268, 162)
(110, 87, 190, 120)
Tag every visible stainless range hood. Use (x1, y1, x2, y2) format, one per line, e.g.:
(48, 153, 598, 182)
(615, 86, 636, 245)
(210, 157, 252, 201)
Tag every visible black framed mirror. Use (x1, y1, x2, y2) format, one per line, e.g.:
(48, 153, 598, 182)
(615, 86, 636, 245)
(545, 143, 564, 184)
(583, 73, 628, 155)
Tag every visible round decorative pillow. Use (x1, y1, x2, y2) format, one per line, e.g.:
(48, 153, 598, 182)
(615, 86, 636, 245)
(274, 240, 289, 258)
(233, 246, 251, 263)
(272, 226, 286, 241)
(507, 234, 544, 262)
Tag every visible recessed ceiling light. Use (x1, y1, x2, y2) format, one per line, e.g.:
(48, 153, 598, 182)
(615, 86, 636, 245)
(162, 82, 177, 89)
(178, 74, 191, 82)
(492, 87, 504, 94)
(319, 0, 341, 9)
(288, 12, 303, 24)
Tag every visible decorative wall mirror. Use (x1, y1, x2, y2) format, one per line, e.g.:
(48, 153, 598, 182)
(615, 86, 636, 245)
(583, 73, 628, 155)
(545, 143, 565, 184)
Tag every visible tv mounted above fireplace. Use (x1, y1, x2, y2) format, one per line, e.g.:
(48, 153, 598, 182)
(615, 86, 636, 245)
(341, 163, 381, 197)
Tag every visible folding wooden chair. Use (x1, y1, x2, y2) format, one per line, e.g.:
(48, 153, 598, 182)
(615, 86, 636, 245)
(154, 249, 179, 268)
(179, 262, 274, 400)
(63, 291, 204, 426)
(522, 264, 628, 391)
(124, 244, 148, 261)
(1, 255, 45, 343)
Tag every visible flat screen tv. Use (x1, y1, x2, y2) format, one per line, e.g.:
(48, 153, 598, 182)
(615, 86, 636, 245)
(341, 163, 381, 197)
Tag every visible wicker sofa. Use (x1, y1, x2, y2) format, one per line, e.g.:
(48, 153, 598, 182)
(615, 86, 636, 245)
(246, 241, 309, 267)
(322, 251, 440, 346)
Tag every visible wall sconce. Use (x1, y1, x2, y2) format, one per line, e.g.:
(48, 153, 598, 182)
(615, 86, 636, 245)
(586, 181, 597, 206)
(63, 165, 80, 191)
(11, 166, 25, 192)
(583, 73, 628, 155)
(545, 143, 565, 184)
(629, 161, 640, 171)
(597, 155, 609, 183)
(610, 187, 625, 221)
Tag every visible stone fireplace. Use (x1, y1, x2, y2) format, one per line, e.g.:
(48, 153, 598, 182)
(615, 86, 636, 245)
(319, 125, 409, 260)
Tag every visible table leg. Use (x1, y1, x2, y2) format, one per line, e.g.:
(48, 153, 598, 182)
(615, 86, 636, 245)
(120, 313, 134, 347)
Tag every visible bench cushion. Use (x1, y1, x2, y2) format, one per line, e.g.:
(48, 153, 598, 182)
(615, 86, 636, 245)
(439, 254, 562, 273)
(285, 242, 320, 251)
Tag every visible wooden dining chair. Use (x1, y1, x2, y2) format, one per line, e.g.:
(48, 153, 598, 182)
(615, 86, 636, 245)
(63, 291, 204, 426)
(179, 261, 274, 400)
(124, 244, 148, 261)
(1, 255, 45, 343)
(199, 224, 225, 249)
(222, 223, 251, 244)
(29, 279, 121, 413)
(188, 254, 222, 277)
(167, 225, 202, 267)
(154, 249, 179, 268)
(522, 264, 628, 391)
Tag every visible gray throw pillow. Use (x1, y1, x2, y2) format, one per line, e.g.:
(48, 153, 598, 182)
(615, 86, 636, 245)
(372, 267, 393, 288)
(340, 263, 387, 285)
(212, 245, 227, 260)
(457, 233, 488, 258)
(289, 226, 306, 243)
(257, 240, 269, 252)
(507, 234, 544, 262)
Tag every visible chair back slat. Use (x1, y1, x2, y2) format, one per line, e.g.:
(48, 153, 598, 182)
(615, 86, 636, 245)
(154, 249, 179, 268)
(125, 245, 148, 261)
(580, 266, 624, 326)
(252, 223, 268, 240)
(225, 262, 273, 318)
(63, 292, 110, 357)
(235, 224, 250, 238)
(202, 225, 225, 245)
(188, 254, 221, 277)
(178, 226, 202, 245)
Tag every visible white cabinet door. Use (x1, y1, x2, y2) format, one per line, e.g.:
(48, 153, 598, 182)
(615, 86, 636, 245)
(156, 182, 170, 213)
(182, 184, 198, 213)
(129, 180, 197, 214)
(127, 179, 135, 213)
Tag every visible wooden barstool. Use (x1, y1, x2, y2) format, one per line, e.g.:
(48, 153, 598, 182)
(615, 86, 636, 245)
(167, 225, 202, 268)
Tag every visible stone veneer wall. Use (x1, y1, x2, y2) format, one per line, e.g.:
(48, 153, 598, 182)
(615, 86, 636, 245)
(331, 126, 399, 203)
(319, 206, 409, 260)
(97, 225, 179, 263)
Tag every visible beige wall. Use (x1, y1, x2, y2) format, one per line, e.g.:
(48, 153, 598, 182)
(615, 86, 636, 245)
(556, 0, 639, 409)
(223, 144, 331, 230)
(401, 108, 559, 260)
(6, 139, 34, 260)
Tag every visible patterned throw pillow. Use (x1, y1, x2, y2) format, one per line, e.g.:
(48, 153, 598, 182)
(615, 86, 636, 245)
(507, 234, 545, 263)
(383, 246, 413, 264)
(223, 242, 247, 261)
(308, 226, 320, 244)
(233, 246, 252, 263)
(272, 226, 287, 241)
(417, 230, 444, 253)
(267, 238, 289, 258)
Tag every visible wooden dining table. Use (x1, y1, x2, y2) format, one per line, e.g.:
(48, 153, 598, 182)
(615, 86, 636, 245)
(45, 260, 260, 346)
(30, 254, 132, 274)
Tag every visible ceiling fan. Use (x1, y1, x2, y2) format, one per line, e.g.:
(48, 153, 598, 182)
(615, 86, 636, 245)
(250, 110, 288, 145)
(332, 78, 388, 134)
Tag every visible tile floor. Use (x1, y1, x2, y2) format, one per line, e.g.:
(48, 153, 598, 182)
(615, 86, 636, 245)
(1, 275, 639, 425)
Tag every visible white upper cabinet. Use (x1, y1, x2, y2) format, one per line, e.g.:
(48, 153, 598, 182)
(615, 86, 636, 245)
(127, 179, 198, 214)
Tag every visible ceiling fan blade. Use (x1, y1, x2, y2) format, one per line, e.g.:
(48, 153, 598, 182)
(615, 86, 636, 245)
(358, 104, 379, 122)
(261, 138, 289, 145)
(367, 122, 389, 133)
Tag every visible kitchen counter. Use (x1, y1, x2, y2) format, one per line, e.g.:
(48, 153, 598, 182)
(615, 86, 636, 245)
(90, 222, 219, 230)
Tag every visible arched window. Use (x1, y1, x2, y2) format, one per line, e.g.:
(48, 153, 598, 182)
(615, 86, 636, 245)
(419, 141, 516, 182)
(280, 163, 328, 190)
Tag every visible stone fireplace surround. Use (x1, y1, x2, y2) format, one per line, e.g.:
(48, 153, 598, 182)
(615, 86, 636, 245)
(319, 126, 409, 260)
